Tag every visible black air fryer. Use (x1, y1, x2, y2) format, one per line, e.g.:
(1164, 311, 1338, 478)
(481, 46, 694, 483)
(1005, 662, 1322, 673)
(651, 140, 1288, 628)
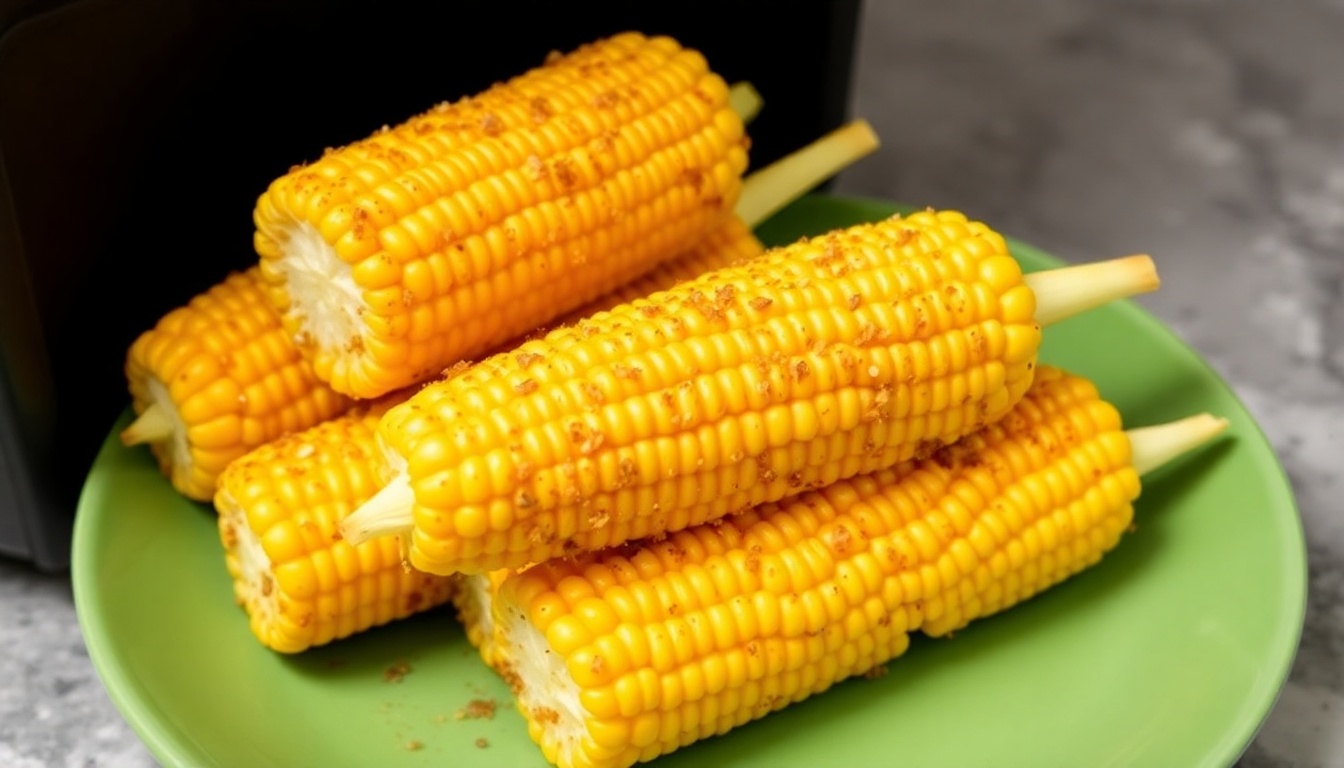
(0, 0, 861, 570)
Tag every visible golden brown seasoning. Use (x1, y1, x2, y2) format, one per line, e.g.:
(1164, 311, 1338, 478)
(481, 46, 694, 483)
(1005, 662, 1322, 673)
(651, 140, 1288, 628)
(455, 698, 498, 720)
(383, 660, 412, 683)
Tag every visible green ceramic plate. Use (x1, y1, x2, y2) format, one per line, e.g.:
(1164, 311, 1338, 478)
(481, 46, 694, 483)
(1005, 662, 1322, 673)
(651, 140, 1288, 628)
(73, 196, 1306, 768)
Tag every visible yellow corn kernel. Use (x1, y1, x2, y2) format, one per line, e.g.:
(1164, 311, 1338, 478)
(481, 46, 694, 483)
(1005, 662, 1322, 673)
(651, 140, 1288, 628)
(488, 366, 1224, 768)
(344, 210, 1159, 575)
(121, 267, 352, 501)
(254, 32, 750, 398)
(215, 394, 454, 653)
(553, 216, 763, 325)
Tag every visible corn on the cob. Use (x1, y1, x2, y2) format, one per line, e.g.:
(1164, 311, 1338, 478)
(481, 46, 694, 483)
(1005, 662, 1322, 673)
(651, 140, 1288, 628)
(253, 31, 752, 399)
(341, 210, 1160, 575)
(215, 394, 455, 653)
(485, 367, 1228, 768)
(121, 267, 352, 501)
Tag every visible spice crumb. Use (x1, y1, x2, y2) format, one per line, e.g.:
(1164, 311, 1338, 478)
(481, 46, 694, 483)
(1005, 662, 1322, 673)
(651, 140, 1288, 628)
(475, 738, 490, 749)
(405, 740, 424, 752)
(456, 698, 498, 720)
(383, 660, 412, 683)
(863, 664, 890, 680)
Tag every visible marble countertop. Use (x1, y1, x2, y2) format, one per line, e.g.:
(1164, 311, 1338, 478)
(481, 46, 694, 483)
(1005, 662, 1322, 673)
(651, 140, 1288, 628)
(3, 1, 1340, 765)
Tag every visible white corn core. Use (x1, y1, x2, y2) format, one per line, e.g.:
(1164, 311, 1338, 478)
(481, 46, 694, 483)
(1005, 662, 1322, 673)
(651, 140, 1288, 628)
(279, 221, 365, 354)
(462, 573, 495, 640)
(218, 489, 276, 624)
(498, 599, 587, 758)
(146, 377, 191, 470)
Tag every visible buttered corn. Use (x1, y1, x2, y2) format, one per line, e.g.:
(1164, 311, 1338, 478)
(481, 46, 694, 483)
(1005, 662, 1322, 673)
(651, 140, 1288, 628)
(254, 32, 752, 398)
(341, 210, 1160, 575)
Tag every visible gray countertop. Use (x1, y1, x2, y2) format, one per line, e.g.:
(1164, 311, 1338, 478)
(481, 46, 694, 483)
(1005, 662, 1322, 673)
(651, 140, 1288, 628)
(3, 1, 1341, 765)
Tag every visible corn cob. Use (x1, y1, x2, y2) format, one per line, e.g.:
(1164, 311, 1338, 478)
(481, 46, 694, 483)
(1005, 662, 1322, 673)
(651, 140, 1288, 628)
(253, 31, 753, 399)
(485, 366, 1228, 768)
(120, 267, 352, 501)
(341, 210, 1160, 575)
(215, 393, 456, 653)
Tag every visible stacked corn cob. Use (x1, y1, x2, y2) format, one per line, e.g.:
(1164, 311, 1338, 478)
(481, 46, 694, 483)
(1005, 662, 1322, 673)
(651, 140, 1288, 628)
(113, 28, 1229, 768)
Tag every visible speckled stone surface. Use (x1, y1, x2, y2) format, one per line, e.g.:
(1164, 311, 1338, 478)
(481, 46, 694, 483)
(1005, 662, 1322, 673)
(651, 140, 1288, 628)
(2, 1, 1340, 766)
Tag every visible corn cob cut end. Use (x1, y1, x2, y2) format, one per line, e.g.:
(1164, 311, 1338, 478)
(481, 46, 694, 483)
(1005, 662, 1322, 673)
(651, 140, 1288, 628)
(1128, 413, 1229, 476)
(496, 606, 590, 766)
(121, 374, 200, 498)
(262, 221, 365, 382)
(453, 571, 512, 671)
(217, 487, 283, 641)
(1025, 253, 1160, 327)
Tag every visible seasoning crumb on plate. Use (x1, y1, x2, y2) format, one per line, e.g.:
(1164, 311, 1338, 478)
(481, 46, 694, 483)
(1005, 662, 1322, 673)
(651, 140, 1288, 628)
(456, 698, 497, 720)
(383, 659, 412, 683)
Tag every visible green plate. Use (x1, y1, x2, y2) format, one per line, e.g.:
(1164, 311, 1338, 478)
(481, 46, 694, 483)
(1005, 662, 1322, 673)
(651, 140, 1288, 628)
(73, 196, 1306, 768)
